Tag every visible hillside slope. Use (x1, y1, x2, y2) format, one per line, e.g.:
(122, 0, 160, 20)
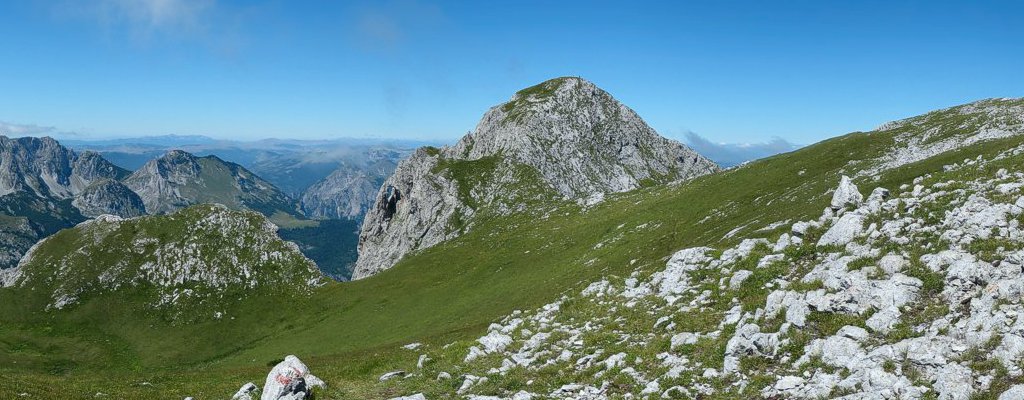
(354, 77, 719, 279)
(0, 98, 1021, 399)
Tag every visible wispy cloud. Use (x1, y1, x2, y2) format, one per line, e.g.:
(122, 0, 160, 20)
(682, 131, 802, 167)
(350, 0, 445, 53)
(0, 121, 78, 138)
(56, 0, 216, 44)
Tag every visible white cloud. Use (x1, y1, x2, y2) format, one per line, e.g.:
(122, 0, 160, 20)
(682, 131, 802, 167)
(0, 121, 60, 137)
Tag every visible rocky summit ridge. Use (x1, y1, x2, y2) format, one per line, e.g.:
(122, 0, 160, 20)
(353, 77, 719, 279)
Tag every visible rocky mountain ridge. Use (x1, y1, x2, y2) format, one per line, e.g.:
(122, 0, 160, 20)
(0, 136, 126, 198)
(1, 97, 1023, 398)
(123, 150, 300, 218)
(353, 77, 720, 279)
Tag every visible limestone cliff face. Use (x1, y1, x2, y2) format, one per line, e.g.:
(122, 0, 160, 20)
(353, 77, 720, 279)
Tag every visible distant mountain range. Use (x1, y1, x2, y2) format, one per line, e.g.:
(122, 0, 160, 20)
(62, 135, 430, 196)
(0, 134, 418, 279)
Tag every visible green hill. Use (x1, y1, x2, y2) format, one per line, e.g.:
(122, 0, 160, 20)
(0, 98, 1021, 398)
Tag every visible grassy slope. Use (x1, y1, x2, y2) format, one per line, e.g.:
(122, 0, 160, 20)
(2, 125, 1024, 398)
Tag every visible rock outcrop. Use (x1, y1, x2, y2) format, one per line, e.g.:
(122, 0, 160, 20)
(830, 175, 863, 210)
(353, 77, 720, 279)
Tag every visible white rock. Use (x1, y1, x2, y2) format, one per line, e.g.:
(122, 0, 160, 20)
(933, 363, 974, 400)
(729, 270, 753, 289)
(866, 306, 902, 334)
(1000, 384, 1024, 400)
(379, 371, 405, 382)
(774, 375, 805, 391)
(817, 213, 866, 247)
(232, 382, 258, 400)
(261, 356, 324, 400)
(878, 254, 907, 274)
(671, 332, 699, 348)
(457, 375, 487, 394)
(831, 176, 863, 210)
(837, 325, 869, 342)
(388, 394, 427, 400)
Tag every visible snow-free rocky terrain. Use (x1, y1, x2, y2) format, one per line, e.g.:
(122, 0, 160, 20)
(1, 93, 1024, 399)
(354, 77, 719, 279)
(380, 145, 1024, 399)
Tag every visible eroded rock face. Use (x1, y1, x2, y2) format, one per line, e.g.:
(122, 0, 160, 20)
(0, 137, 125, 198)
(353, 77, 720, 279)
(123, 150, 205, 214)
(300, 165, 382, 220)
(71, 178, 146, 218)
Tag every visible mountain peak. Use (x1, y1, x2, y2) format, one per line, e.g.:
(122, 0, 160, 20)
(498, 76, 609, 122)
(509, 76, 593, 100)
(124, 149, 299, 218)
(448, 77, 717, 198)
(160, 149, 200, 163)
(354, 77, 719, 278)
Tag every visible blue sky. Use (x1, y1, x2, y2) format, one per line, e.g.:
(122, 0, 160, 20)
(0, 1, 1021, 148)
